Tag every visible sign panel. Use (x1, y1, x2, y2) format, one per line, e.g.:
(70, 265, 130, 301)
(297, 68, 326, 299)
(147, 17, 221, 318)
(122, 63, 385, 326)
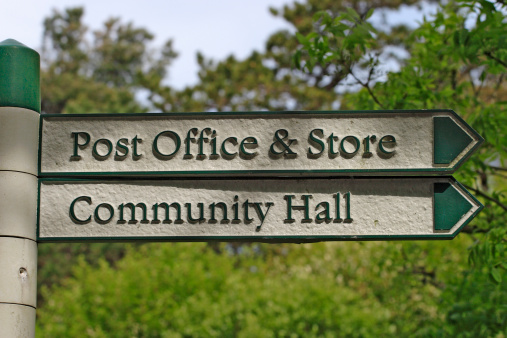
(39, 110, 483, 177)
(37, 177, 482, 242)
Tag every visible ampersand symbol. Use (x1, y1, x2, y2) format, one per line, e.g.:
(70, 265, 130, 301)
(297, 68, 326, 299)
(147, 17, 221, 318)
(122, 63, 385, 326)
(269, 129, 297, 157)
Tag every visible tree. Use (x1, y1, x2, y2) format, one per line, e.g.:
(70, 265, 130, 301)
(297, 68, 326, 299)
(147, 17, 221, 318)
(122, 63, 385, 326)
(146, 0, 434, 112)
(41, 7, 177, 114)
(36, 0, 431, 304)
(295, 0, 506, 335)
(37, 240, 476, 336)
(36, 1, 505, 336)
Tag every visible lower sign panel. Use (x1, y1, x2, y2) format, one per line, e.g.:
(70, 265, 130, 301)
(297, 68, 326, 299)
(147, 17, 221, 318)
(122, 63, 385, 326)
(37, 177, 482, 242)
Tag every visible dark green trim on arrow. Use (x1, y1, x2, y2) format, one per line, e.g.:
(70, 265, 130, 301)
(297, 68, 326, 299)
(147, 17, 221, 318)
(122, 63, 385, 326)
(0, 39, 40, 112)
(39, 108, 461, 118)
(434, 182, 473, 230)
(434, 116, 474, 164)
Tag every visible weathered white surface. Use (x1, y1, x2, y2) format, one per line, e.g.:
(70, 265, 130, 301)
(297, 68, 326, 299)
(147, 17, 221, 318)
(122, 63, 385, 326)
(0, 304, 36, 338)
(0, 171, 37, 240)
(0, 107, 39, 176)
(39, 111, 479, 175)
(0, 107, 39, 336)
(0, 238, 37, 307)
(38, 177, 479, 241)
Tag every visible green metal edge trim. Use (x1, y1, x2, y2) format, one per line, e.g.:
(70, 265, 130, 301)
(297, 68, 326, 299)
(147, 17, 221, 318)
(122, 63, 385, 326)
(38, 168, 458, 178)
(38, 109, 483, 176)
(40, 108, 458, 118)
(0, 39, 40, 112)
(36, 234, 458, 243)
(37, 175, 454, 182)
(36, 176, 480, 242)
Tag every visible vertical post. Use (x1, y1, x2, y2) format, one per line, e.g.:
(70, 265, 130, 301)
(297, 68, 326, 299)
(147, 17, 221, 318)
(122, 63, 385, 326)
(0, 39, 40, 337)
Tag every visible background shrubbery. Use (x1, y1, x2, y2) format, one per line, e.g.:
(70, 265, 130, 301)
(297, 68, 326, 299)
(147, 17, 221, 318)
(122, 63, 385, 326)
(36, 1, 505, 336)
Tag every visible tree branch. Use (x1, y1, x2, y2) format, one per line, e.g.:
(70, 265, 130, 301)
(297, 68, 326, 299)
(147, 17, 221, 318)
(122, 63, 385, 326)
(484, 51, 507, 69)
(463, 184, 507, 212)
(469, 75, 477, 99)
(349, 68, 384, 108)
(460, 225, 489, 234)
(487, 164, 507, 172)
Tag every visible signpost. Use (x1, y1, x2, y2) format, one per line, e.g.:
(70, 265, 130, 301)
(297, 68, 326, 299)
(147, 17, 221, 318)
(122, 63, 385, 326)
(38, 177, 482, 242)
(39, 110, 483, 177)
(0, 39, 39, 337)
(0, 38, 486, 336)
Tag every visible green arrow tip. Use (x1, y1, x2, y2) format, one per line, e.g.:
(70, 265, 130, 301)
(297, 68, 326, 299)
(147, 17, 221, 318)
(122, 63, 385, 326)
(434, 182, 474, 231)
(434, 116, 474, 165)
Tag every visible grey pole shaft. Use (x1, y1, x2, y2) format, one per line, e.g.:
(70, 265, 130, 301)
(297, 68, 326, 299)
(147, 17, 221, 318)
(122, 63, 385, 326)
(0, 39, 40, 337)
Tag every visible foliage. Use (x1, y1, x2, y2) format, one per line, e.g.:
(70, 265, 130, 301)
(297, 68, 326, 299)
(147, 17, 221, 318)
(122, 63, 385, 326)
(37, 239, 476, 337)
(36, 0, 506, 336)
(295, 0, 507, 335)
(37, 243, 130, 306)
(41, 7, 177, 114)
(147, 0, 432, 112)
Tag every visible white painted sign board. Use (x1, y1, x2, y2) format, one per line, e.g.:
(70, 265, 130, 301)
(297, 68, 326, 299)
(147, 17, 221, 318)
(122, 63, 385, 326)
(37, 177, 482, 242)
(38, 110, 483, 177)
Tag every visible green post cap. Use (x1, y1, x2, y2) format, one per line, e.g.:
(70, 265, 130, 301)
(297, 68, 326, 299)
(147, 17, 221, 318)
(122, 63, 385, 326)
(0, 39, 40, 113)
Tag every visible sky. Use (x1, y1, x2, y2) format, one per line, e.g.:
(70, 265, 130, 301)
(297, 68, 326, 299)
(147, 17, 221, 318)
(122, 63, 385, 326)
(1, 1, 437, 89)
(1, 0, 293, 88)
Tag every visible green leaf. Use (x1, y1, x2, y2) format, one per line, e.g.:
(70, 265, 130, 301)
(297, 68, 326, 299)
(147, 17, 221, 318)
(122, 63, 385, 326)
(294, 50, 301, 69)
(490, 267, 502, 283)
(295, 32, 308, 46)
(365, 8, 374, 20)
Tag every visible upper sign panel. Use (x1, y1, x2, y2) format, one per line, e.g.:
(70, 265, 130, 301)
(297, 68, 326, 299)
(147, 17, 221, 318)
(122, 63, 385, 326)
(38, 110, 483, 177)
